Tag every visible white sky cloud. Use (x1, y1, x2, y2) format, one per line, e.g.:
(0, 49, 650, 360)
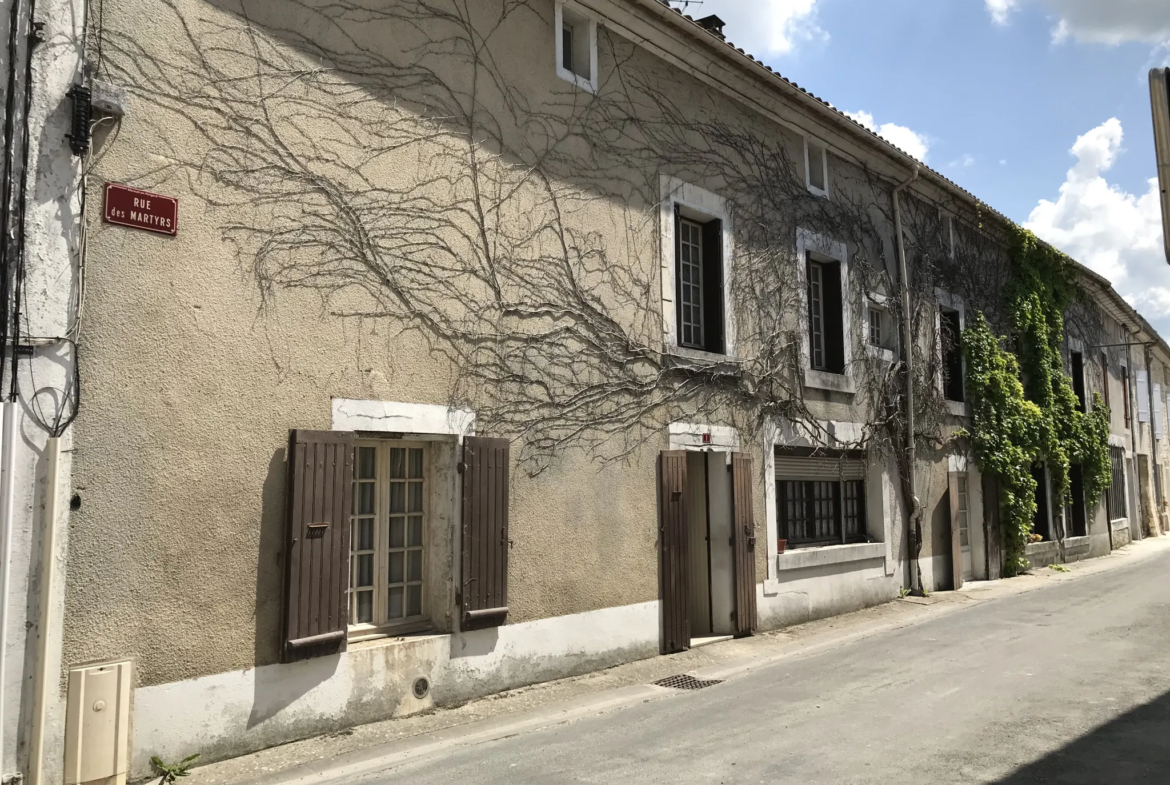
(950, 154, 977, 169)
(694, 0, 827, 56)
(1024, 118, 1170, 322)
(845, 110, 930, 163)
(984, 0, 1170, 45)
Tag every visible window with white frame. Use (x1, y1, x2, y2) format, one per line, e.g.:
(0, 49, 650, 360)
(956, 474, 970, 548)
(350, 440, 428, 632)
(672, 202, 726, 355)
(807, 253, 844, 373)
(555, 2, 597, 92)
(940, 306, 964, 402)
(868, 306, 883, 347)
(805, 138, 829, 197)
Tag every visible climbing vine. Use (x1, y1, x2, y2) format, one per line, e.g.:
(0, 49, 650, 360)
(963, 228, 1112, 575)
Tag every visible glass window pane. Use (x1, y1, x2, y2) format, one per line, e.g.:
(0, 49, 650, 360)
(356, 554, 373, 587)
(409, 448, 424, 479)
(408, 482, 423, 513)
(407, 585, 422, 617)
(388, 551, 404, 584)
(357, 447, 376, 479)
(388, 586, 404, 619)
(408, 516, 423, 547)
(389, 482, 405, 514)
(389, 517, 405, 548)
(358, 519, 374, 551)
(357, 482, 375, 515)
(390, 448, 406, 479)
(407, 549, 423, 582)
(356, 590, 373, 624)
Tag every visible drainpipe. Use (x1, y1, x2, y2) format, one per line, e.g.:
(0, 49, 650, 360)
(0, 402, 16, 778)
(1144, 342, 1163, 535)
(893, 165, 921, 594)
(1126, 332, 1143, 539)
(28, 435, 61, 785)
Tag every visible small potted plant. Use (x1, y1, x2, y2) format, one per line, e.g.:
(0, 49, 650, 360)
(777, 538, 788, 554)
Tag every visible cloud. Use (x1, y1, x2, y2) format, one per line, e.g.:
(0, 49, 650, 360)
(695, 0, 827, 56)
(1024, 118, 1170, 330)
(985, 0, 1018, 26)
(949, 154, 977, 169)
(845, 110, 930, 163)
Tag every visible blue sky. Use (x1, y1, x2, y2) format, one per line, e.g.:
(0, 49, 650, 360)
(677, 0, 1170, 333)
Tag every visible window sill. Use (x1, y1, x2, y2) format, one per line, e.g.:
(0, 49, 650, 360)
(1111, 517, 1130, 530)
(776, 541, 885, 572)
(347, 619, 434, 646)
(1024, 540, 1058, 557)
(556, 66, 596, 94)
(666, 344, 739, 368)
(804, 368, 856, 394)
(945, 400, 969, 417)
(806, 185, 828, 199)
(865, 346, 896, 364)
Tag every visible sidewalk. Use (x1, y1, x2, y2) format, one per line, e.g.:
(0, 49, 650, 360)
(174, 535, 1170, 785)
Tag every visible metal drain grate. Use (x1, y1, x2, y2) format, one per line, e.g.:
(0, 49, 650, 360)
(654, 674, 723, 690)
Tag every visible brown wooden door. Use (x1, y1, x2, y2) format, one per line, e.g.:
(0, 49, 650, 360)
(948, 471, 963, 590)
(461, 436, 511, 630)
(658, 451, 689, 654)
(984, 472, 1003, 580)
(283, 429, 354, 662)
(730, 453, 758, 636)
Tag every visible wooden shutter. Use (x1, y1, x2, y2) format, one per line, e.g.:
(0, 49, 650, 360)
(701, 218, 724, 355)
(658, 451, 689, 654)
(983, 472, 1003, 580)
(283, 429, 354, 662)
(948, 471, 963, 591)
(461, 436, 511, 630)
(730, 453, 758, 637)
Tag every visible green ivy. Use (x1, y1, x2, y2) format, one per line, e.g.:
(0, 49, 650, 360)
(961, 228, 1112, 576)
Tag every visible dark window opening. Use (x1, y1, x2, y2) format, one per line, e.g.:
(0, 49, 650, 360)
(807, 142, 827, 192)
(1031, 464, 1049, 541)
(941, 308, 964, 403)
(1102, 353, 1110, 411)
(1071, 351, 1086, 413)
(807, 256, 844, 373)
(778, 479, 866, 547)
(1066, 464, 1088, 537)
(561, 24, 574, 72)
(1121, 366, 1131, 427)
(674, 207, 724, 354)
(1106, 446, 1127, 521)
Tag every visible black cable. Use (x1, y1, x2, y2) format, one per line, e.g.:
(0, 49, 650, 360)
(0, 0, 26, 390)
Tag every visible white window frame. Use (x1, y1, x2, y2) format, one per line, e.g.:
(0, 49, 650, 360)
(935, 288, 968, 417)
(659, 175, 736, 362)
(864, 292, 896, 363)
(804, 137, 830, 198)
(797, 228, 854, 393)
(555, 2, 598, 93)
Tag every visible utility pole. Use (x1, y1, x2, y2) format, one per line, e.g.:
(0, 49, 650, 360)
(1151, 68, 1170, 267)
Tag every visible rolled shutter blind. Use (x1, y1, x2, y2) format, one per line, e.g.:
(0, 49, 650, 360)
(283, 429, 354, 663)
(774, 454, 865, 480)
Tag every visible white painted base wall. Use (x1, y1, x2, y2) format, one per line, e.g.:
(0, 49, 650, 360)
(758, 552, 899, 630)
(131, 601, 659, 778)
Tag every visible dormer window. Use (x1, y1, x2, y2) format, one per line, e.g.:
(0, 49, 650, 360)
(805, 139, 829, 197)
(555, 3, 597, 92)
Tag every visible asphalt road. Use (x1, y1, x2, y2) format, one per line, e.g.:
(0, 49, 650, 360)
(362, 552, 1170, 784)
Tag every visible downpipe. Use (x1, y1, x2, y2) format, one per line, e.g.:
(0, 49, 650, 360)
(28, 435, 61, 785)
(893, 165, 923, 595)
(1143, 343, 1163, 535)
(0, 402, 17, 779)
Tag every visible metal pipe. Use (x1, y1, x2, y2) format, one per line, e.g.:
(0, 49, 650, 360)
(28, 435, 61, 785)
(893, 165, 921, 594)
(0, 402, 17, 778)
(1145, 343, 1163, 533)
(1126, 332, 1143, 539)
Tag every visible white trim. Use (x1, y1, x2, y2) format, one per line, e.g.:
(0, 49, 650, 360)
(776, 542, 884, 572)
(667, 422, 740, 452)
(332, 399, 475, 437)
(803, 137, 830, 198)
(554, 2, 598, 93)
(796, 228, 855, 393)
(864, 292, 896, 363)
(659, 175, 737, 359)
(129, 601, 659, 780)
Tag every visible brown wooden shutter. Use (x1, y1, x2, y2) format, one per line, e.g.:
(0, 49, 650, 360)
(658, 451, 689, 654)
(730, 453, 758, 637)
(283, 429, 354, 663)
(948, 471, 963, 591)
(701, 218, 724, 355)
(461, 436, 511, 630)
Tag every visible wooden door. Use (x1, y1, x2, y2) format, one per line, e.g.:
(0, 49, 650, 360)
(730, 453, 758, 636)
(658, 451, 689, 654)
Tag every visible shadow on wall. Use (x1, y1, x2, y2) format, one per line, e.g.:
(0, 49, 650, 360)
(255, 447, 288, 668)
(992, 689, 1170, 783)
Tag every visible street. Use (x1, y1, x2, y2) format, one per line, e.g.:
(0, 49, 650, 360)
(348, 550, 1170, 784)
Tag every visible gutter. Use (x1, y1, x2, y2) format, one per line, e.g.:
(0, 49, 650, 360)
(893, 165, 922, 595)
(1144, 343, 1163, 532)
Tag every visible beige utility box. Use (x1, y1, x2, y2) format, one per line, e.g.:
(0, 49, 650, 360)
(64, 660, 133, 785)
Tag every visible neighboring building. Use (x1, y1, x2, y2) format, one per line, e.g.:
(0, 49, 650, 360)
(0, 0, 1166, 782)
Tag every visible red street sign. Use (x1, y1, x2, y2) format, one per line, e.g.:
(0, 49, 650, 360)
(103, 183, 178, 236)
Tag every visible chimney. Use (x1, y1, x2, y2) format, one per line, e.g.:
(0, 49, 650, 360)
(696, 14, 725, 40)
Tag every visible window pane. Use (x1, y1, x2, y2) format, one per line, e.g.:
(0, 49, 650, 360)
(408, 482, 423, 513)
(357, 518, 374, 551)
(389, 482, 405, 513)
(389, 516, 405, 548)
(409, 448, 424, 479)
(388, 586, 404, 619)
(356, 590, 373, 624)
(388, 551, 404, 584)
(356, 554, 373, 587)
(407, 549, 423, 582)
(390, 448, 406, 479)
(357, 482, 376, 515)
(407, 585, 422, 617)
(562, 25, 573, 71)
(408, 515, 423, 547)
(357, 447, 376, 479)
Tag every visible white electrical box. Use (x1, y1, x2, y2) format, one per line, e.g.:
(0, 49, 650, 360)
(64, 660, 133, 785)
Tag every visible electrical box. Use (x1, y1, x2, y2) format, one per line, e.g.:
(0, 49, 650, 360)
(64, 660, 133, 785)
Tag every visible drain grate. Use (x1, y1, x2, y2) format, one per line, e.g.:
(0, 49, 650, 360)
(654, 674, 723, 691)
